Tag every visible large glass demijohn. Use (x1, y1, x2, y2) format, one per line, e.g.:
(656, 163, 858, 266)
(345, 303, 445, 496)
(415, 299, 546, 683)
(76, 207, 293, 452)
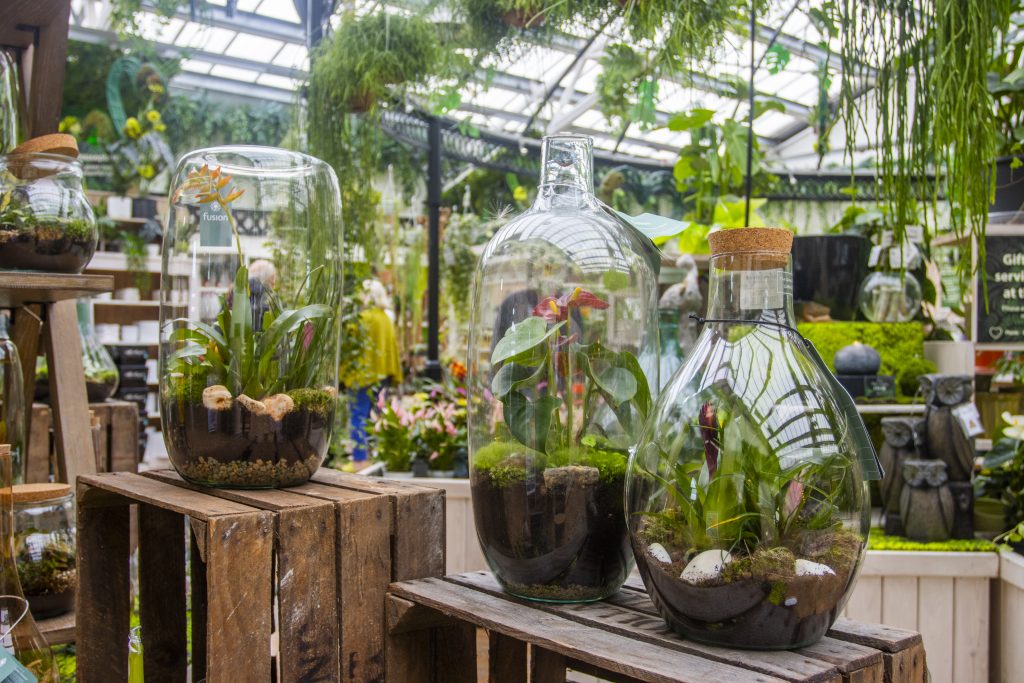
(467, 135, 658, 602)
(159, 146, 343, 488)
(626, 227, 874, 649)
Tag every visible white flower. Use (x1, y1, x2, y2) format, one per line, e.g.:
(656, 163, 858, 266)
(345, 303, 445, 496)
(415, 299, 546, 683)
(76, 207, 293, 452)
(1002, 412, 1024, 440)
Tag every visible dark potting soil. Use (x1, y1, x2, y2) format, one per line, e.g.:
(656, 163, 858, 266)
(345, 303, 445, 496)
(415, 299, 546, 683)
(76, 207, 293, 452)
(631, 535, 862, 649)
(27, 590, 74, 620)
(164, 400, 331, 488)
(0, 227, 95, 273)
(471, 467, 632, 602)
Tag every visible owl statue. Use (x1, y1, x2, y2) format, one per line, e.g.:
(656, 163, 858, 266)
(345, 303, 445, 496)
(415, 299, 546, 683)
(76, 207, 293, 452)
(899, 459, 955, 542)
(879, 417, 924, 536)
(918, 374, 975, 483)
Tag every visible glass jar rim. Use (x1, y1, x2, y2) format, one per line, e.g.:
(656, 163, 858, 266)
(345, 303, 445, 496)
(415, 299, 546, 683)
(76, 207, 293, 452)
(1, 152, 82, 170)
(179, 145, 326, 176)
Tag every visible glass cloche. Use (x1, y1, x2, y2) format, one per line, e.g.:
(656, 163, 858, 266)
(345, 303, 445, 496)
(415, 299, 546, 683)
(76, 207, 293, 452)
(626, 227, 875, 649)
(466, 135, 659, 602)
(159, 147, 343, 488)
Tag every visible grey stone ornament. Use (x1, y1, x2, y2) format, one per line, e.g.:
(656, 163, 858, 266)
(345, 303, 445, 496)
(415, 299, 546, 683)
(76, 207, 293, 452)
(899, 460, 954, 542)
(879, 417, 924, 536)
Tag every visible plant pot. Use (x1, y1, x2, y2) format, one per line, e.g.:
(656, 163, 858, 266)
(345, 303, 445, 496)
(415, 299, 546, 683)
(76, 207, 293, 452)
(974, 497, 1006, 534)
(106, 195, 133, 220)
(132, 197, 157, 219)
(791, 234, 869, 321)
(991, 156, 1024, 214)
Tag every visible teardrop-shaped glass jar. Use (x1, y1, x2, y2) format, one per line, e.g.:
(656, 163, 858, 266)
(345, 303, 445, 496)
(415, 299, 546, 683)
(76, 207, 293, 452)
(626, 228, 870, 649)
(159, 147, 344, 488)
(78, 299, 119, 402)
(467, 135, 659, 602)
(0, 445, 58, 681)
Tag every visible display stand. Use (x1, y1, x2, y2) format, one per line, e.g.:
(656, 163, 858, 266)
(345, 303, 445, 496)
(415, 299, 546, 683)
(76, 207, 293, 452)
(2, 272, 114, 486)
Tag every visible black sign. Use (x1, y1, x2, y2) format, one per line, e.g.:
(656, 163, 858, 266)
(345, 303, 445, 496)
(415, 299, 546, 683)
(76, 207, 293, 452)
(978, 234, 1024, 344)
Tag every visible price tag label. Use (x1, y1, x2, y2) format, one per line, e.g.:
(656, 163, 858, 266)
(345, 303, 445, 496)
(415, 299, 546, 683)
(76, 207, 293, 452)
(953, 403, 985, 438)
(0, 649, 37, 683)
(740, 270, 783, 310)
(879, 231, 894, 248)
(906, 225, 925, 243)
(868, 245, 883, 267)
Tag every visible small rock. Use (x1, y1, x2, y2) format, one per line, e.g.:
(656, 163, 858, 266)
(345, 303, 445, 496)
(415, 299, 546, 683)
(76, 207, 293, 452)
(648, 543, 672, 565)
(784, 597, 798, 607)
(323, 385, 338, 399)
(264, 393, 295, 421)
(680, 549, 732, 584)
(543, 466, 599, 488)
(237, 394, 268, 416)
(794, 559, 835, 577)
(202, 385, 232, 411)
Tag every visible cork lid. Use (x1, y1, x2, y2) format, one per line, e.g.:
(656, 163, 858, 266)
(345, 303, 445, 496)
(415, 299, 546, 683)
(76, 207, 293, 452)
(708, 227, 793, 255)
(9, 134, 79, 159)
(9, 483, 71, 504)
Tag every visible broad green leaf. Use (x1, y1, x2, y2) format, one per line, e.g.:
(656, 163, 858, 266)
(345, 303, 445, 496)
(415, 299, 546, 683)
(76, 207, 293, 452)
(616, 210, 692, 245)
(167, 345, 207, 364)
(491, 362, 545, 397)
(667, 108, 714, 131)
(765, 44, 790, 75)
(491, 317, 564, 365)
(752, 100, 786, 119)
(594, 367, 637, 406)
(170, 319, 228, 349)
(504, 391, 562, 452)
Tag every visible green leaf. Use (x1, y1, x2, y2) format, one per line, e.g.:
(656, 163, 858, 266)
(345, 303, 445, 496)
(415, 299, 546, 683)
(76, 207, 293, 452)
(593, 367, 637, 406)
(491, 362, 545, 397)
(667, 108, 714, 131)
(491, 317, 564, 365)
(765, 44, 790, 75)
(983, 437, 1021, 468)
(167, 345, 207, 364)
(615, 210, 692, 245)
(504, 391, 562, 452)
(752, 100, 786, 120)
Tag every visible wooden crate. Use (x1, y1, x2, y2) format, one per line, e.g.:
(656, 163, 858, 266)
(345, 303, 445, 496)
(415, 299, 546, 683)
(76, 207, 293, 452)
(76, 469, 444, 683)
(387, 571, 928, 683)
(29, 401, 139, 482)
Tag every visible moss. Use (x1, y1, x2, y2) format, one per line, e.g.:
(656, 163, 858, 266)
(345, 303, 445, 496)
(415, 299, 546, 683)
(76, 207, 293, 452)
(473, 441, 540, 487)
(286, 387, 334, 416)
(548, 446, 628, 483)
(766, 580, 788, 605)
(723, 546, 796, 584)
(90, 368, 118, 383)
(164, 372, 208, 405)
(895, 356, 938, 397)
(787, 527, 864, 569)
(867, 528, 997, 552)
(798, 322, 925, 380)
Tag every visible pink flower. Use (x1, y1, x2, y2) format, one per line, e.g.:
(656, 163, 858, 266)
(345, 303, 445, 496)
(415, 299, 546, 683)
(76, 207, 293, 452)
(785, 480, 804, 517)
(532, 287, 609, 323)
(446, 423, 457, 437)
(302, 321, 313, 350)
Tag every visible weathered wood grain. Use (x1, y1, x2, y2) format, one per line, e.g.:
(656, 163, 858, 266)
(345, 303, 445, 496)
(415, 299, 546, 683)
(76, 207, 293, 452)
(138, 505, 187, 681)
(531, 646, 567, 682)
(488, 631, 527, 683)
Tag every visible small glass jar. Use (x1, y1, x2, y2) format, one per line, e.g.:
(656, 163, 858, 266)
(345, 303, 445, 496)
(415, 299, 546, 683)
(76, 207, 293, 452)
(78, 299, 119, 402)
(12, 483, 76, 619)
(0, 152, 96, 272)
(857, 271, 922, 323)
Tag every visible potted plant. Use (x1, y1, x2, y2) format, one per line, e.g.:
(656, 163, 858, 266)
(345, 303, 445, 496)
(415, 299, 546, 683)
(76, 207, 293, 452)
(974, 412, 1024, 551)
(988, 11, 1024, 213)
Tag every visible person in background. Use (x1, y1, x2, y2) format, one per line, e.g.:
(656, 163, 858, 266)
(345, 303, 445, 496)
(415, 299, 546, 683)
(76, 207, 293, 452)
(345, 277, 401, 465)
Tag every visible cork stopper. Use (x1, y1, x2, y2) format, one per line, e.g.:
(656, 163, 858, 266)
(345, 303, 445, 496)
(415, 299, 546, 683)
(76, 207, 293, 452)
(707, 227, 792, 270)
(9, 483, 72, 504)
(10, 134, 79, 159)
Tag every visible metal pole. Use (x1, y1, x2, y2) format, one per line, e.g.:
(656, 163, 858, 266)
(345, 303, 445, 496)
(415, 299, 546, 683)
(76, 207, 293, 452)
(425, 115, 442, 381)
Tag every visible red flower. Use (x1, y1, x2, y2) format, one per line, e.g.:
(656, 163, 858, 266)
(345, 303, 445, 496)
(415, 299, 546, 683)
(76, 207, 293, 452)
(532, 287, 609, 323)
(699, 402, 720, 477)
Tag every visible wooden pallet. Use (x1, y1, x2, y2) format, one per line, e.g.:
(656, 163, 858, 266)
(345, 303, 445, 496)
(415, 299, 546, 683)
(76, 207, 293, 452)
(76, 469, 444, 683)
(28, 401, 139, 482)
(387, 571, 928, 683)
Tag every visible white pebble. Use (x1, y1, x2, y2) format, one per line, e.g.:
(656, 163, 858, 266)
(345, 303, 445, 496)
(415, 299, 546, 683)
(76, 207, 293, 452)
(648, 543, 672, 565)
(795, 559, 835, 577)
(784, 597, 798, 607)
(680, 549, 732, 584)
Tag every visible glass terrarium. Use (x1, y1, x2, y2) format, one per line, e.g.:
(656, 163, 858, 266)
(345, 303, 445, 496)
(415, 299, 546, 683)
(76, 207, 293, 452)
(0, 311, 25, 484)
(13, 483, 75, 619)
(626, 228, 873, 649)
(160, 146, 343, 488)
(857, 270, 922, 323)
(78, 299, 119, 402)
(0, 151, 96, 272)
(467, 135, 659, 602)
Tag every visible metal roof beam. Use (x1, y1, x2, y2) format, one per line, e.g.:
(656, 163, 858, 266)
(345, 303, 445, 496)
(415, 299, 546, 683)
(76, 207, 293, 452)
(139, 0, 307, 44)
(169, 71, 296, 104)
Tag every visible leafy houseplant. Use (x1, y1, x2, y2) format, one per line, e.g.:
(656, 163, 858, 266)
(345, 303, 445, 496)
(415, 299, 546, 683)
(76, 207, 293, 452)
(989, 10, 1024, 211)
(974, 412, 1024, 550)
(160, 150, 343, 489)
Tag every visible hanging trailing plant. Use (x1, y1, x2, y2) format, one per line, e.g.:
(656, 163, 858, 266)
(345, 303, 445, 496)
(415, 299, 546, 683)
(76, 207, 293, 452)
(834, 0, 1014, 283)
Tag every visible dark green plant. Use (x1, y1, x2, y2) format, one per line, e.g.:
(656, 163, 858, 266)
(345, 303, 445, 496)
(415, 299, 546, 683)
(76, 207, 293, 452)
(15, 537, 75, 597)
(990, 10, 1024, 160)
(596, 44, 655, 132)
(996, 352, 1024, 385)
(974, 416, 1024, 546)
(442, 212, 480, 324)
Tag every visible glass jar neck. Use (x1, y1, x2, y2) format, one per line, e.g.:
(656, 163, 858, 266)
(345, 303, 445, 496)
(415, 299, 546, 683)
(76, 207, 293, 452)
(538, 135, 595, 194)
(705, 252, 796, 328)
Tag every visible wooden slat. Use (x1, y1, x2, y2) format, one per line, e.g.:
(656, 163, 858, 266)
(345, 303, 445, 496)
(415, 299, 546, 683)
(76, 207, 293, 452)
(27, 402, 51, 483)
(75, 484, 131, 683)
(388, 578, 786, 683)
(531, 646, 567, 682)
(880, 577, 918, 632)
(37, 610, 75, 645)
(190, 526, 208, 683)
(107, 401, 139, 472)
(915, 577, 953, 683)
(952, 577, 988, 683)
(859, 551, 999, 578)
(203, 512, 274, 682)
(78, 472, 258, 518)
(450, 571, 840, 683)
(826, 619, 922, 653)
(138, 505, 187, 681)
(44, 300, 96, 486)
(434, 623, 478, 683)
(0, 272, 113, 307)
(885, 642, 927, 683)
(489, 631, 527, 683)
(385, 596, 433, 683)
(845, 576, 883, 624)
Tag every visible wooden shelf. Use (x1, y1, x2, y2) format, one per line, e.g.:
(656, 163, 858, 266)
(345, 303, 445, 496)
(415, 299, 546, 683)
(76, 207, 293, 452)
(0, 272, 114, 306)
(38, 609, 75, 646)
(94, 299, 160, 308)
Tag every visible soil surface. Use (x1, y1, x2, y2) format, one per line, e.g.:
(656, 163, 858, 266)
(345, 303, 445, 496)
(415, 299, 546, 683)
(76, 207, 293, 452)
(472, 466, 632, 602)
(164, 400, 331, 488)
(0, 226, 94, 273)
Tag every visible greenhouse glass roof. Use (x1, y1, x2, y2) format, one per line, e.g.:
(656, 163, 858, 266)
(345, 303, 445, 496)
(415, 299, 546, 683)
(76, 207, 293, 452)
(69, 0, 866, 169)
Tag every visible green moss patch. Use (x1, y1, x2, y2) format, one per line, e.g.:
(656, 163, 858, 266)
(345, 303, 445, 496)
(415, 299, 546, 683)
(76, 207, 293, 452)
(163, 372, 208, 405)
(868, 528, 997, 552)
(287, 387, 334, 416)
(798, 322, 925, 381)
(474, 441, 628, 488)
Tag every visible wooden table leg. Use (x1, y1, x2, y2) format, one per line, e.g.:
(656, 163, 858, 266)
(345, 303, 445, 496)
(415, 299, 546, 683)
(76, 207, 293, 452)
(43, 300, 95, 485)
(10, 306, 40, 473)
(76, 485, 131, 683)
(530, 646, 566, 683)
(489, 631, 527, 683)
(139, 506, 187, 681)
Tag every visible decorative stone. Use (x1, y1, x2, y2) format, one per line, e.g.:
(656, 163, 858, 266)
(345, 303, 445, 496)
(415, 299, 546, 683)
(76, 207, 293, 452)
(648, 542, 672, 565)
(878, 416, 925, 536)
(237, 394, 268, 416)
(794, 559, 835, 577)
(264, 393, 295, 421)
(201, 385, 232, 411)
(899, 459, 955, 542)
(680, 549, 731, 585)
(543, 466, 600, 488)
(833, 342, 881, 376)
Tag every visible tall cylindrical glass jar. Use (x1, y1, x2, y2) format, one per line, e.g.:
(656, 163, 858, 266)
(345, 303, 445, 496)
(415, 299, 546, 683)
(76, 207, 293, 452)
(626, 228, 871, 649)
(160, 147, 343, 488)
(0, 311, 25, 484)
(467, 135, 659, 602)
